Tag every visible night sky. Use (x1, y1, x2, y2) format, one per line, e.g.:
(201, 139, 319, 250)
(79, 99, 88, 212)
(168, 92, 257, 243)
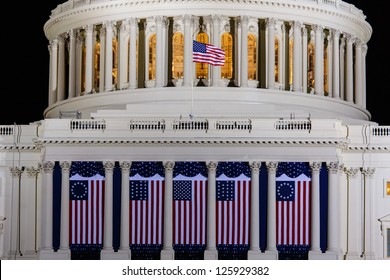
(1, 0, 387, 125)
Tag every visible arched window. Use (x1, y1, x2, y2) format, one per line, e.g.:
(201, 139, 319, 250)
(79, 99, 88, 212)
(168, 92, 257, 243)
(196, 32, 209, 79)
(289, 38, 293, 87)
(275, 38, 279, 83)
(248, 34, 256, 80)
(172, 32, 184, 79)
(94, 40, 101, 92)
(308, 42, 315, 91)
(221, 32, 233, 79)
(112, 37, 118, 88)
(148, 34, 156, 80)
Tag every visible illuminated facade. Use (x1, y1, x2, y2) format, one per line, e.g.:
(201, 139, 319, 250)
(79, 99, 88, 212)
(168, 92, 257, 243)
(1, 0, 390, 260)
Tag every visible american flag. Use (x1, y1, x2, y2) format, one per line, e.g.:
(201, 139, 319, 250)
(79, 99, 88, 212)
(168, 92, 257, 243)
(129, 174, 164, 245)
(276, 174, 311, 246)
(173, 175, 207, 246)
(193, 40, 225, 66)
(216, 175, 250, 245)
(69, 174, 105, 245)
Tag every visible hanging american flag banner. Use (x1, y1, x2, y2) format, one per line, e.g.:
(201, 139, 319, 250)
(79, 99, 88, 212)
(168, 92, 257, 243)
(276, 173, 311, 246)
(216, 174, 251, 246)
(173, 174, 207, 246)
(129, 174, 164, 245)
(69, 174, 105, 245)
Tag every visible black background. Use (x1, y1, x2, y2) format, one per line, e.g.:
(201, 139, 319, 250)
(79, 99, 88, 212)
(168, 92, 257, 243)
(1, 1, 387, 125)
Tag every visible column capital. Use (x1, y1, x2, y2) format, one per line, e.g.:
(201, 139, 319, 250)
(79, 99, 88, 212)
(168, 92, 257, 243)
(84, 24, 94, 33)
(206, 161, 218, 172)
(10, 167, 23, 177)
(362, 44, 368, 55)
(266, 161, 278, 173)
(361, 167, 375, 177)
(103, 161, 115, 172)
(182, 14, 193, 24)
(42, 161, 55, 173)
(326, 162, 339, 174)
(331, 29, 341, 38)
(60, 161, 72, 172)
(211, 14, 222, 23)
(312, 24, 324, 33)
(249, 161, 261, 173)
(26, 166, 40, 177)
(120, 161, 132, 172)
(344, 167, 359, 178)
(50, 39, 59, 48)
(310, 162, 322, 173)
(265, 17, 277, 27)
(240, 15, 250, 25)
(163, 161, 175, 172)
(128, 17, 138, 27)
(291, 21, 302, 30)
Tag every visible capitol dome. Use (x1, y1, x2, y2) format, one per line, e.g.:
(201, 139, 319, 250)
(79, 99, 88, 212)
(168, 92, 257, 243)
(44, 0, 372, 122)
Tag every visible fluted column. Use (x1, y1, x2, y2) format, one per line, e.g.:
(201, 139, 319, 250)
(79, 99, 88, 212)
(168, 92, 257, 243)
(302, 27, 308, 94)
(211, 15, 221, 86)
(183, 15, 193, 87)
(309, 162, 321, 258)
(313, 25, 324, 95)
(102, 161, 115, 252)
(354, 40, 363, 106)
(129, 18, 138, 89)
(264, 162, 278, 259)
(68, 29, 77, 98)
(240, 16, 249, 87)
(104, 22, 114, 92)
(119, 21, 129, 90)
(339, 37, 345, 100)
(9, 167, 23, 258)
(119, 161, 131, 255)
(57, 36, 66, 102)
(161, 161, 174, 259)
(266, 18, 276, 89)
(155, 16, 166, 87)
(361, 167, 375, 259)
(345, 34, 354, 102)
(344, 167, 361, 259)
(85, 24, 94, 94)
(40, 162, 55, 257)
(332, 30, 341, 99)
(48, 39, 58, 106)
(326, 162, 341, 259)
(204, 161, 218, 260)
(248, 162, 261, 259)
(361, 44, 368, 108)
(59, 162, 71, 251)
(292, 21, 302, 92)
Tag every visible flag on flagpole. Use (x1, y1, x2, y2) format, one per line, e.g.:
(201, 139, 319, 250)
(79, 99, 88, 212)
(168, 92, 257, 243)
(193, 40, 225, 66)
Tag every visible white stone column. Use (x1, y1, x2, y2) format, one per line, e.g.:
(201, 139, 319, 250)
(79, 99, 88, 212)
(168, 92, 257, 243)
(248, 162, 261, 259)
(263, 162, 278, 259)
(104, 22, 114, 92)
(204, 161, 218, 260)
(183, 15, 193, 87)
(119, 161, 131, 259)
(68, 29, 77, 98)
(57, 36, 66, 102)
(240, 16, 249, 88)
(57, 161, 71, 259)
(118, 21, 129, 90)
(155, 16, 165, 87)
(361, 167, 375, 259)
(332, 30, 340, 99)
(9, 167, 23, 258)
(345, 34, 354, 102)
(345, 167, 361, 259)
(302, 27, 308, 94)
(292, 21, 302, 92)
(361, 44, 367, 108)
(49, 39, 58, 106)
(309, 162, 322, 259)
(85, 24, 94, 94)
(211, 15, 221, 86)
(339, 37, 345, 100)
(101, 161, 115, 258)
(40, 162, 55, 259)
(326, 162, 341, 259)
(161, 161, 174, 259)
(313, 25, 324, 95)
(354, 40, 363, 106)
(266, 18, 276, 89)
(128, 18, 138, 89)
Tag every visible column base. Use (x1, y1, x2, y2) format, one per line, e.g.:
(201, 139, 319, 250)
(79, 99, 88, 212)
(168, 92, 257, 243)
(15, 250, 39, 260)
(114, 249, 132, 260)
(308, 250, 331, 260)
(248, 249, 263, 260)
(161, 248, 174, 260)
(255, 250, 278, 260)
(362, 252, 376, 260)
(344, 252, 364, 260)
(204, 249, 218, 260)
(100, 248, 121, 260)
(39, 249, 68, 260)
